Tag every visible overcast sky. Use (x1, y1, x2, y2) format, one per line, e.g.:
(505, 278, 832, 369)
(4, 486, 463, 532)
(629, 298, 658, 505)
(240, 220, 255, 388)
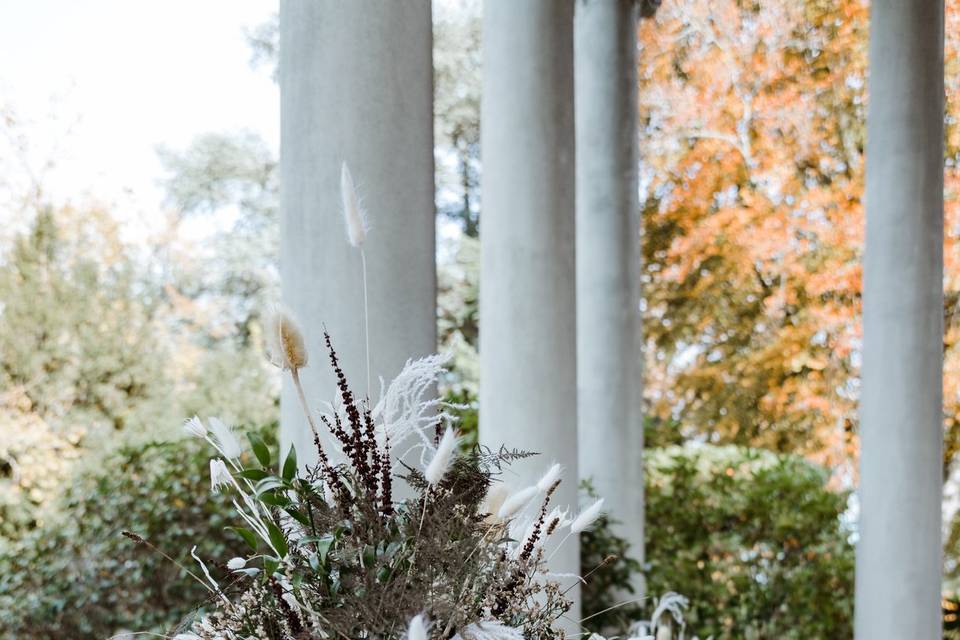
(0, 0, 278, 226)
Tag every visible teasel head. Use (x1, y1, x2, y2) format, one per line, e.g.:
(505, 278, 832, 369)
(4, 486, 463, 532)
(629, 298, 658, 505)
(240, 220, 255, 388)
(340, 162, 368, 248)
(265, 308, 308, 371)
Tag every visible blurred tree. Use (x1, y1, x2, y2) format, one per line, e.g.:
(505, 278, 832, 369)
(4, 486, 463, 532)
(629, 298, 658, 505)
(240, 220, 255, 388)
(434, 0, 482, 237)
(0, 206, 172, 534)
(156, 130, 279, 343)
(639, 0, 868, 471)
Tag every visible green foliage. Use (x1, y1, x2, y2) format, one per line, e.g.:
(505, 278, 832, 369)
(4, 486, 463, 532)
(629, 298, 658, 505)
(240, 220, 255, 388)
(582, 444, 855, 640)
(645, 444, 854, 639)
(0, 208, 173, 536)
(0, 208, 279, 541)
(0, 427, 275, 639)
(168, 352, 571, 640)
(579, 480, 645, 635)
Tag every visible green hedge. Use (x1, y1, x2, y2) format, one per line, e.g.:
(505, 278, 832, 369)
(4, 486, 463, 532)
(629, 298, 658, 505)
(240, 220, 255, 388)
(583, 444, 855, 639)
(0, 426, 275, 639)
(1, 428, 856, 639)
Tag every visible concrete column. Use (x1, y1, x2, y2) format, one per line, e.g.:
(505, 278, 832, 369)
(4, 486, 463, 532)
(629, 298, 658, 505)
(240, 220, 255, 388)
(279, 1, 436, 466)
(574, 0, 643, 579)
(855, 2, 944, 638)
(479, 0, 579, 621)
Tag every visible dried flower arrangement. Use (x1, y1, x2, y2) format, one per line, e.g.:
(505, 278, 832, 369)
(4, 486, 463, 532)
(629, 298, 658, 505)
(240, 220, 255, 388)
(139, 317, 605, 640)
(124, 163, 679, 640)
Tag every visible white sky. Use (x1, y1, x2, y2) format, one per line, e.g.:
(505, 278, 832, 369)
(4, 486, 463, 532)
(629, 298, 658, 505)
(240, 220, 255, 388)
(0, 0, 279, 228)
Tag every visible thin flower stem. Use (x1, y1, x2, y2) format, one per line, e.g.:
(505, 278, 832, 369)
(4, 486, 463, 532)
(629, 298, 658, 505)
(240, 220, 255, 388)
(361, 248, 371, 399)
(291, 367, 323, 448)
(562, 554, 616, 597)
(577, 597, 648, 624)
(121, 531, 214, 597)
(547, 530, 574, 563)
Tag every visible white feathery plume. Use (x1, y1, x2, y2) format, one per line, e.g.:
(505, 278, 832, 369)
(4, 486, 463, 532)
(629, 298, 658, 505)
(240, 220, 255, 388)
(536, 463, 563, 492)
(371, 353, 452, 461)
(509, 517, 539, 560)
(545, 505, 572, 531)
(480, 483, 510, 518)
(570, 498, 605, 534)
(451, 621, 525, 640)
(649, 591, 689, 635)
(183, 415, 206, 438)
(209, 458, 232, 493)
(497, 485, 538, 520)
(208, 416, 243, 460)
(340, 162, 368, 248)
(265, 308, 308, 371)
(406, 613, 430, 640)
(425, 426, 459, 486)
(226, 557, 247, 570)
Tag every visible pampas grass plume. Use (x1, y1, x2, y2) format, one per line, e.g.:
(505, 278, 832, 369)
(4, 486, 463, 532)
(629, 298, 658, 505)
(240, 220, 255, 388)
(570, 498, 605, 534)
(425, 426, 458, 486)
(340, 162, 368, 248)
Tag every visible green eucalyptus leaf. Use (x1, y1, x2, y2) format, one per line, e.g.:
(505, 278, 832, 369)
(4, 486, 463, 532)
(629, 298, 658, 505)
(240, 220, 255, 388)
(226, 526, 259, 552)
(266, 521, 288, 558)
(282, 446, 298, 481)
(236, 469, 270, 481)
(248, 433, 272, 468)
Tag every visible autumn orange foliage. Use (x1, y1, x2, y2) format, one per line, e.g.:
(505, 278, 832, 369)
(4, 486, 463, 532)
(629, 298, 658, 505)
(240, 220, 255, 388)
(640, 0, 960, 479)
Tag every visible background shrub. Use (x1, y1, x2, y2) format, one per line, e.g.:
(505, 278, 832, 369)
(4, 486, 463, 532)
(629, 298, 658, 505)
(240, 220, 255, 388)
(0, 425, 275, 640)
(583, 443, 855, 640)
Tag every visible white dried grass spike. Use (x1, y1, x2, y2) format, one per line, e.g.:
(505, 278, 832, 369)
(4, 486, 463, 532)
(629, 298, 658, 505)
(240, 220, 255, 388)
(340, 162, 368, 247)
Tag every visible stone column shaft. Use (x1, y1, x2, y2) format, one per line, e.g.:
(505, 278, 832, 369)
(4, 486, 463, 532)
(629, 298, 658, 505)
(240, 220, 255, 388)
(480, 0, 580, 622)
(279, 0, 436, 466)
(855, 2, 944, 637)
(574, 0, 644, 576)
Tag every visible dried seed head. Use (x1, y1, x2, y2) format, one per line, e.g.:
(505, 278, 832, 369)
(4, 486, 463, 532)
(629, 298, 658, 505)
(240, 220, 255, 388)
(265, 309, 308, 371)
(424, 426, 459, 486)
(498, 485, 538, 520)
(340, 162, 368, 248)
(209, 458, 232, 493)
(536, 463, 563, 492)
(570, 498, 605, 534)
(183, 415, 206, 438)
(481, 483, 510, 520)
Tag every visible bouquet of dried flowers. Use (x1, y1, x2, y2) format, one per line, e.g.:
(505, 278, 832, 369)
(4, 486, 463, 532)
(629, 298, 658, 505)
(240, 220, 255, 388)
(126, 316, 604, 640)
(125, 164, 668, 640)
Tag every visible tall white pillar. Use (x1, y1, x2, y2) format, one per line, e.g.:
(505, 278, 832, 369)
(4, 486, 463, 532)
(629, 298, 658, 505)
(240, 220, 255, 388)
(279, 1, 436, 466)
(479, 0, 580, 622)
(574, 0, 643, 577)
(855, 2, 944, 638)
